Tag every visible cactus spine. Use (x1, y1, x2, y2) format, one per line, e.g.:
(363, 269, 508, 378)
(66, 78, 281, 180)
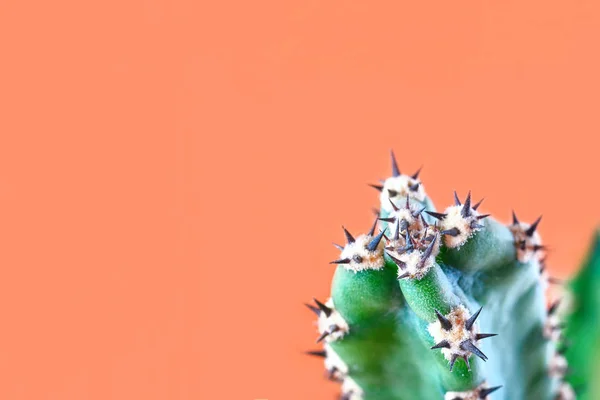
(306, 151, 589, 400)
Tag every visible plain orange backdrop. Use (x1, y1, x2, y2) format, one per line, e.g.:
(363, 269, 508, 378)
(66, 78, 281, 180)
(0, 0, 599, 399)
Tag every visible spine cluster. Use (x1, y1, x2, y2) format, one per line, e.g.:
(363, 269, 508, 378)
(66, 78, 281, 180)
(330, 224, 386, 272)
(306, 298, 350, 343)
(428, 306, 496, 371)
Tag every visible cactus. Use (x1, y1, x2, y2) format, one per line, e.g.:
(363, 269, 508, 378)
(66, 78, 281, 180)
(562, 232, 600, 400)
(306, 151, 597, 400)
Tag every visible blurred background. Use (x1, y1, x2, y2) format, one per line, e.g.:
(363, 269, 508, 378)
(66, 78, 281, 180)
(0, 0, 599, 399)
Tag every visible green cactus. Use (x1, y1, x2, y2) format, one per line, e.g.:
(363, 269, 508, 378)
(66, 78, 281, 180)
(562, 231, 600, 400)
(306, 151, 595, 400)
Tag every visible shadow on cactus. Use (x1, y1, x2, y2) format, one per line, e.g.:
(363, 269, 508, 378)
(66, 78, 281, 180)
(306, 151, 598, 400)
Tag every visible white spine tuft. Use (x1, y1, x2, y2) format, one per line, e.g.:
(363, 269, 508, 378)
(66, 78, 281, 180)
(339, 234, 385, 273)
(439, 205, 483, 248)
(380, 175, 426, 213)
(323, 344, 349, 381)
(549, 353, 569, 378)
(341, 376, 364, 400)
(509, 220, 544, 263)
(428, 305, 478, 361)
(317, 298, 350, 343)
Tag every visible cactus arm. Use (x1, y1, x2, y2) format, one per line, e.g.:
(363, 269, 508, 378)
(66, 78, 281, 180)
(329, 309, 443, 399)
(395, 259, 487, 391)
(325, 233, 445, 399)
(442, 218, 517, 273)
(331, 263, 403, 325)
(395, 260, 462, 321)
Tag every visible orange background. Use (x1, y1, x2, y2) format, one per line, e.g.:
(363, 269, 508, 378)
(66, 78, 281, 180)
(0, 0, 599, 399)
